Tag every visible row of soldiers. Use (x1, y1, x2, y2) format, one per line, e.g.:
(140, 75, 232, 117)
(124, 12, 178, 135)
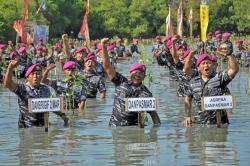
(152, 32, 245, 126)
(1, 34, 146, 128)
(1, 31, 247, 128)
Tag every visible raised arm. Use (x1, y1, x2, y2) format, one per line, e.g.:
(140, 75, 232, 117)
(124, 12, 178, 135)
(62, 34, 71, 59)
(183, 50, 197, 77)
(4, 60, 18, 92)
(101, 38, 116, 80)
(41, 63, 56, 85)
(170, 37, 179, 65)
(227, 53, 239, 79)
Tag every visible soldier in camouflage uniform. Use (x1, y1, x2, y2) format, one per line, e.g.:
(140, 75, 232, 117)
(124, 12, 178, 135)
(184, 51, 238, 127)
(4, 63, 68, 128)
(81, 53, 106, 99)
(100, 38, 161, 127)
(42, 61, 86, 110)
(233, 39, 246, 64)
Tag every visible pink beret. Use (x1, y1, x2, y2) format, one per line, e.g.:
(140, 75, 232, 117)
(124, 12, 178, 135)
(133, 38, 139, 43)
(84, 55, 95, 62)
(107, 44, 115, 51)
(25, 64, 41, 78)
(129, 63, 146, 73)
(87, 52, 95, 57)
(36, 46, 43, 51)
(176, 44, 184, 51)
(173, 34, 180, 39)
(223, 32, 231, 38)
(207, 32, 213, 36)
(166, 40, 173, 49)
(196, 53, 211, 67)
(53, 43, 61, 50)
(0, 44, 5, 49)
(96, 44, 103, 53)
(63, 61, 77, 70)
(210, 55, 217, 62)
(155, 35, 161, 40)
(182, 50, 191, 59)
(18, 47, 26, 54)
(20, 43, 25, 47)
(216, 34, 222, 38)
(42, 47, 47, 53)
(74, 47, 86, 55)
(215, 30, 221, 35)
(117, 38, 122, 43)
(10, 51, 18, 60)
(164, 35, 171, 42)
(235, 39, 243, 44)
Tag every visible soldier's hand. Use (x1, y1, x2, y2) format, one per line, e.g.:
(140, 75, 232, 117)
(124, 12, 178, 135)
(8, 59, 19, 69)
(62, 34, 68, 41)
(46, 63, 56, 71)
(190, 49, 198, 55)
(183, 117, 192, 128)
(101, 38, 109, 45)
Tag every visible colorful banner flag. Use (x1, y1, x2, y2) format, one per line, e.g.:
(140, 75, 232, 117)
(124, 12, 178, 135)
(34, 25, 48, 44)
(200, 0, 209, 41)
(78, 0, 90, 41)
(21, 0, 29, 43)
(166, 7, 173, 36)
(188, 8, 193, 38)
(13, 20, 22, 36)
(188, 8, 193, 24)
(177, 0, 183, 37)
(37, 0, 46, 14)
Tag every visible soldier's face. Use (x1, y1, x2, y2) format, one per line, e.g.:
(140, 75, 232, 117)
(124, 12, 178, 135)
(76, 53, 85, 61)
(84, 60, 95, 71)
(130, 70, 146, 86)
(199, 60, 213, 77)
(27, 71, 42, 87)
(63, 68, 75, 78)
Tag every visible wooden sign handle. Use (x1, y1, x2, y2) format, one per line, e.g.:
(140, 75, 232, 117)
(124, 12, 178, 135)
(138, 112, 145, 128)
(44, 112, 49, 132)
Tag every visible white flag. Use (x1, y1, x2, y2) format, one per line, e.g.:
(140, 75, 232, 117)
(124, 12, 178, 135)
(166, 7, 173, 36)
(177, 0, 183, 37)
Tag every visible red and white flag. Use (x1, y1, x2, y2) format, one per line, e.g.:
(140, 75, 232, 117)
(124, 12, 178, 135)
(13, 20, 22, 36)
(188, 8, 193, 25)
(177, 0, 183, 37)
(166, 7, 173, 36)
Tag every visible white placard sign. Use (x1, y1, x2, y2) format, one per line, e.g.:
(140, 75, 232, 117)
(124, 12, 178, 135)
(126, 97, 157, 112)
(28, 98, 61, 113)
(203, 95, 234, 111)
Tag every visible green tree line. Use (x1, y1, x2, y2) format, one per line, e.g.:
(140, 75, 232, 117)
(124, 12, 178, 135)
(0, 0, 249, 42)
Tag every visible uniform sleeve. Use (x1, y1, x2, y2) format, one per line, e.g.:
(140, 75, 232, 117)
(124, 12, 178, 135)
(111, 72, 128, 87)
(48, 79, 58, 91)
(98, 77, 106, 93)
(185, 82, 193, 98)
(14, 83, 27, 99)
(220, 70, 233, 87)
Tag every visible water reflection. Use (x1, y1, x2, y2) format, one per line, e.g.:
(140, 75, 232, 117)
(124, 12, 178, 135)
(112, 127, 160, 165)
(185, 126, 238, 166)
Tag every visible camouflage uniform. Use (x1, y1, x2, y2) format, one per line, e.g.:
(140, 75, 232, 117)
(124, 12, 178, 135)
(49, 80, 86, 109)
(82, 71, 106, 98)
(114, 45, 126, 57)
(186, 71, 233, 124)
(109, 72, 153, 126)
(14, 82, 65, 128)
(155, 48, 177, 80)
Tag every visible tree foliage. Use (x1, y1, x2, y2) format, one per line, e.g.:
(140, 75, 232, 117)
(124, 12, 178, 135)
(0, 0, 249, 42)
